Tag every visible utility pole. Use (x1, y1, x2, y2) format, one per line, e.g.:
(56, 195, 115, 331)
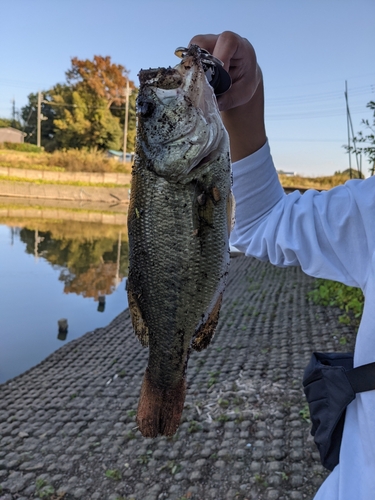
(12, 98, 16, 127)
(345, 81, 352, 179)
(37, 91, 42, 148)
(345, 81, 361, 178)
(122, 79, 130, 163)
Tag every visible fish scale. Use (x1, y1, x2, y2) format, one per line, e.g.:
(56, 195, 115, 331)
(127, 45, 232, 437)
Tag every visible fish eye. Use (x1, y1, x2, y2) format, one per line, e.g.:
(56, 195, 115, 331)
(138, 100, 155, 118)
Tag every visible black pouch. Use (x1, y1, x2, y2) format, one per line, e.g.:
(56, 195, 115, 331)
(303, 352, 375, 471)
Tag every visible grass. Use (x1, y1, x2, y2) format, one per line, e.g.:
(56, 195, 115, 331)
(308, 278, 364, 328)
(105, 469, 122, 480)
(0, 147, 132, 174)
(279, 172, 359, 190)
(0, 174, 129, 188)
(35, 479, 55, 499)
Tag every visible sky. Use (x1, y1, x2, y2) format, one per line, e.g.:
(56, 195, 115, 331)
(0, 0, 374, 177)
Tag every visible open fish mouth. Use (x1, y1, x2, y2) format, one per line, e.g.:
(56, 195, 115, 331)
(136, 45, 226, 182)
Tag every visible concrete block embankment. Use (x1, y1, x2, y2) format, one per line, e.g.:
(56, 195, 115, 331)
(0, 166, 131, 185)
(0, 181, 130, 203)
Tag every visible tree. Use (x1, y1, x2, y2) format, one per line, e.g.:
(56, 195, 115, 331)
(50, 85, 122, 150)
(67, 56, 133, 108)
(0, 117, 22, 130)
(346, 101, 375, 176)
(66, 55, 136, 152)
(21, 91, 56, 149)
(20, 55, 137, 152)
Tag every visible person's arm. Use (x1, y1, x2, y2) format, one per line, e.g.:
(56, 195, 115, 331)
(190, 31, 374, 291)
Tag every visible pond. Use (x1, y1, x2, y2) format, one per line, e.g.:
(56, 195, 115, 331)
(0, 199, 129, 384)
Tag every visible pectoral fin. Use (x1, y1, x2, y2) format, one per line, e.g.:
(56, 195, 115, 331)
(127, 285, 149, 347)
(191, 293, 223, 352)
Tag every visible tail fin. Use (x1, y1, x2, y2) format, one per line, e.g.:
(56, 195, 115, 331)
(136, 368, 186, 438)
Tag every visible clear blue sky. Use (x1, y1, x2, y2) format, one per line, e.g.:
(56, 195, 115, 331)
(0, 0, 374, 176)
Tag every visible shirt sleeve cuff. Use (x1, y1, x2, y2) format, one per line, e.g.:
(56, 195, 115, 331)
(231, 140, 285, 235)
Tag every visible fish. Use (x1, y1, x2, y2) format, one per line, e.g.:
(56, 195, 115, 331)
(127, 44, 233, 438)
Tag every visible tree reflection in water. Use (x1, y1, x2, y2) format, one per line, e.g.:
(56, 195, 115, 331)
(19, 221, 129, 300)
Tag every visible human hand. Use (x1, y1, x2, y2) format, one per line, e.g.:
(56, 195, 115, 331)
(189, 31, 262, 112)
(189, 30, 266, 161)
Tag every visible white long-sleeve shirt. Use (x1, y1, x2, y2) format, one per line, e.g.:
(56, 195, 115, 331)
(230, 141, 375, 500)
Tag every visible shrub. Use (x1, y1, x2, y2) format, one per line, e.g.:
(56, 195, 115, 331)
(47, 148, 130, 173)
(1, 142, 43, 153)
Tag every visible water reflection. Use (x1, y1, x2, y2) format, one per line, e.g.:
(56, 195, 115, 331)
(18, 221, 129, 299)
(0, 207, 129, 383)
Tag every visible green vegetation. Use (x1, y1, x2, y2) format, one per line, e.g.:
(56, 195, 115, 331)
(345, 100, 375, 176)
(105, 469, 122, 480)
(207, 371, 220, 388)
(188, 420, 202, 433)
(20, 55, 137, 153)
(0, 174, 129, 188)
(0, 146, 131, 174)
(0, 141, 42, 153)
(138, 450, 152, 465)
(299, 403, 311, 423)
(279, 172, 362, 191)
(308, 278, 364, 328)
(35, 478, 55, 499)
(160, 460, 182, 475)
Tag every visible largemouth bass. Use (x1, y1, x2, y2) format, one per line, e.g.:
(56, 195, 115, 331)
(127, 45, 232, 438)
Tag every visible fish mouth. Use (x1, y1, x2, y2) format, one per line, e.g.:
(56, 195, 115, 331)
(137, 46, 227, 181)
(138, 67, 183, 90)
(139, 45, 212, 111)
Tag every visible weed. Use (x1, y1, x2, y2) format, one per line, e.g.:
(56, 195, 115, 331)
(138, 450, 153, 465)
(177, 493, 192, 500)
(217, 414, 229, 423)
(105, 469, 122, 480)
(35, 479, 55, 499)
(208, 371, 220, 388)
(188, 420, 202, 433)
(235, 414, 244, 424)
(218, 398, 230, 408)
(299, 403, 311, 423)
(127, 409, 136, 418)
(308, 278, 364, 329)
(159, 460, 182, 475)
(118, 370, 126, 378)
(254, 473, 268, 487)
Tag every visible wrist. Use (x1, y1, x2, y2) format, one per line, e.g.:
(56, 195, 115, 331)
(221, 79, 266, 163)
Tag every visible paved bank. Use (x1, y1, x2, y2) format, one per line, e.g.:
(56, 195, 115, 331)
(0, 181, 129, 204)
(0, 256, 355, 500)
(0, 167, 131, 186)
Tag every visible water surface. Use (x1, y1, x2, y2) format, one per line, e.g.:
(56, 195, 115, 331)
(0, 211, 129, 384)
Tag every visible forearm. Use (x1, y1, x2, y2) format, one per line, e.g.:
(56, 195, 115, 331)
(221, 76, 266, 162)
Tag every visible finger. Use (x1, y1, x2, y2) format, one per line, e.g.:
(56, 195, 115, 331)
(210, 31, 242, 71)
(188, 34, 219, 55)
